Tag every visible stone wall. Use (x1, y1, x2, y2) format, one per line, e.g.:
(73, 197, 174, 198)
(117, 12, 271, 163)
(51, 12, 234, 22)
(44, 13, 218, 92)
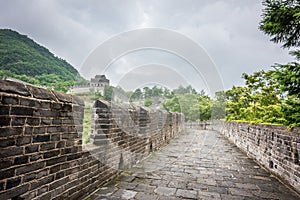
(89, 100, 184, 171)
(185, 122, 212, 130)
(0, 80, 184, 199)
(219, 121, 300, 193)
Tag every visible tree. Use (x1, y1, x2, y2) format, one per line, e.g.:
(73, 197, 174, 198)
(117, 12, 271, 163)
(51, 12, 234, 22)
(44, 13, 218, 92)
(104, 86, 113, 101)
(162, 91, 213, 122)
(259, 0, 300, 126)
(143, 87, 152, 99)
(260, 0, 300, 48)
(163, 88, 174, 99)
(273, 62, 300, 97)
(212, 91, 226, 120)
(144, 98, 152, 107)
(152, 86, 163, 97)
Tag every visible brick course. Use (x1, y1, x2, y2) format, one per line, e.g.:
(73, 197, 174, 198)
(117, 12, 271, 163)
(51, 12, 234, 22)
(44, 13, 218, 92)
(0, 80, 184, 199)
(217, 121, 300, 194)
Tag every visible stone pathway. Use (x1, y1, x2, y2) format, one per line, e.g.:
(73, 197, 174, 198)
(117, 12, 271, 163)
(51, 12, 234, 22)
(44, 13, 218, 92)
(84, 130, 300, 200)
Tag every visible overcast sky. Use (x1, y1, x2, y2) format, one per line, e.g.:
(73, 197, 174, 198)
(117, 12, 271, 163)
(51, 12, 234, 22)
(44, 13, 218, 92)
(0, 0, 293, 93)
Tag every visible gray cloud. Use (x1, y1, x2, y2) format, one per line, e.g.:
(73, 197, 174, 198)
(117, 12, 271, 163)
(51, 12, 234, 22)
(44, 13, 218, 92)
(0, 0, 293, 91)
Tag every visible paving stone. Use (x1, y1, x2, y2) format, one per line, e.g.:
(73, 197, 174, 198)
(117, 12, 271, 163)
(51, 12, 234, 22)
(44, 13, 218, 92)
(135, 192, 157, 200)
(134, 183, 156, 193)
(83, 130, 300, 200)
(168, 180, 187, 189)
(117, 182, 138, 190)
(207, 186, 228, 194)
(229, 188, 255, 197)
(234, 182, 259, 190)
(154, 187, 176, 196)
(175, 189, 197, 199)
(112, 189, 137, 200)
(220, 194, 244, 200)
(158, 196, 181, 200)
(94, 196, 120, 200)
(95, 187, 117, 196)
(150, 179, 169, 187)
(198, 191, 221, 199)
(117, 174, 135, 182)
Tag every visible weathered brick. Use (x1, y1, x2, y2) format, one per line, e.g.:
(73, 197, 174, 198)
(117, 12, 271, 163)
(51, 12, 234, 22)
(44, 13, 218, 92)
(19, 98, 37, 107)
(0, 168, 15, 180)
(16, 136, 31, 146)
(66, 153, 81, 161)
(6, 177, 21, 189)
(26, 117, 40, 126)
(23, 173, 36, 182)
(0, 105, 10, 115)
(33, 135, 50, 143)
(0, 183, 29, 199)
(52, 118, 61, 125)
(47, 126, 61, 133)
(0, 181, 4, 191)
(30, 153, 43, 162)
(38, 191, 52, 199)
(25, 144, 39, 154)
(0, 146, 23, 158)
(38, 101, 49, 108)
(0, 80, 30, 95)
(2, 96, 19, 105)
(49, 177, 69, 190)
(36, 169, 49, 179)
(37, 185, 49, 196)
(16, 162, 44, 175)
(51, 102, 63, 110)
(65, 179, 80, 190)
(33, 127, 46, 134)
(38, 109, 58, 117)
(51, 134, 61, 141)
(40, 142, 56, 151)
(30, 175, 54, 190)
(41, 118, 52, 125)
(50, 165, 60, 174)
(27, 85, 56, 100)
(0, 137, 15, 147)
(14, 156, 29, 165)
(56, 141, 65, 148)
(0, 159, 13, 169)
(11, 117, 26, 126)
(52, 90, 72, 103)
(0, 116, 11, 126)
(11, 106, 34, 116)
(24, 127, 33, 135)
(65, 140, 75, 147)
(62, 147, 78, 155)
(55, 171, 65, 179)
(62, 104, 72, 111)
(44, 150, 60, 158)
(46, 156, 66, 166)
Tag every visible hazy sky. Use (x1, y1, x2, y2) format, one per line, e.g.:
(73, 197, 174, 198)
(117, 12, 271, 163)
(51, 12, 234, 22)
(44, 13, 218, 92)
(0, 0, 293, 93)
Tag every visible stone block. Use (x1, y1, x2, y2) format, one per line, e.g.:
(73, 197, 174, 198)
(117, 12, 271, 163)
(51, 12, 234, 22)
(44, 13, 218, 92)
(0, 80, 30, 96)
(0, 146, 23, 158)
(0, 105, 10, 115)
(11, 106, 34, 116)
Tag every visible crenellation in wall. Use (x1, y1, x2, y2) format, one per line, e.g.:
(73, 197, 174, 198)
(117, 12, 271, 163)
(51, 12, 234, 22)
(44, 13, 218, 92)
(0, 80, 185, 199)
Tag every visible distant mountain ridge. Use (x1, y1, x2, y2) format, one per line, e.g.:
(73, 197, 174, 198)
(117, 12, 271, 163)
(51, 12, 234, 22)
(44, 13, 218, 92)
(0, 29, 85, 91)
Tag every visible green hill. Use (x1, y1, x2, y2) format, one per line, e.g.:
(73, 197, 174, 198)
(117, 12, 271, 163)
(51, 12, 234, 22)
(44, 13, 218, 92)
(0, 29, 85, 92)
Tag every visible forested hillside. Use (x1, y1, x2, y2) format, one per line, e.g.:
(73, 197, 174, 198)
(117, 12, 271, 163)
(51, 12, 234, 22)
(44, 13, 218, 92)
(0, 29, 84, 91)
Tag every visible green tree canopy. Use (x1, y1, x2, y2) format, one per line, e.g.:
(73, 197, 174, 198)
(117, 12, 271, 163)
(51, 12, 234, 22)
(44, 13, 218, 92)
(260, 0, 300, 48)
